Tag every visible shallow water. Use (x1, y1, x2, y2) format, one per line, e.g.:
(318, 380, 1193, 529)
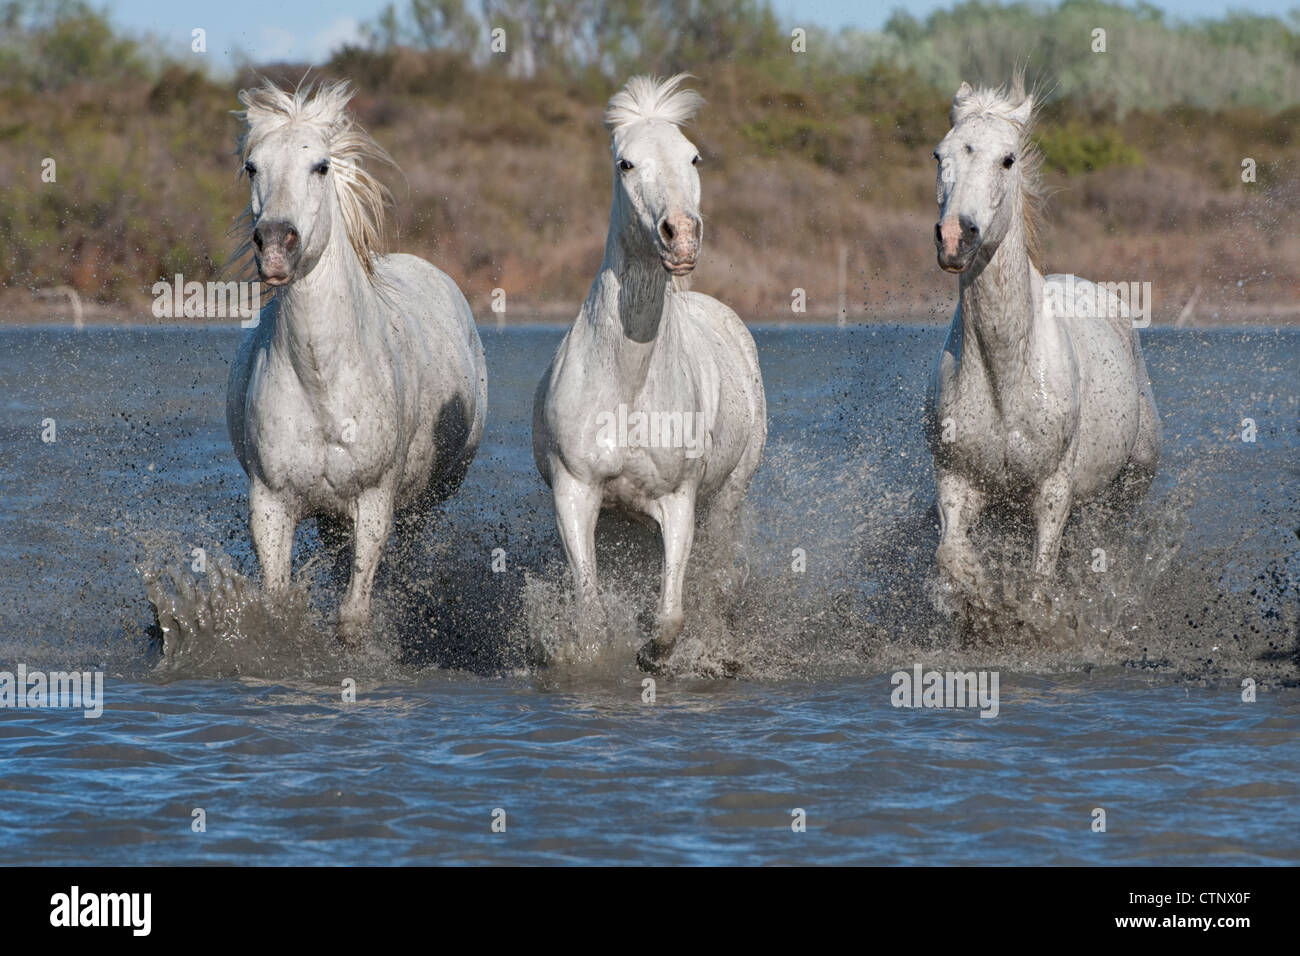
(0, 323, 1296, 864)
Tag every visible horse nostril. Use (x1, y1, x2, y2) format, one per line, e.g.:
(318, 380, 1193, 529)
(253, 230, 264, 251)
(960, 216, 980, 238)
(284, 229, 299, 253)
(660, 219, 675, 242)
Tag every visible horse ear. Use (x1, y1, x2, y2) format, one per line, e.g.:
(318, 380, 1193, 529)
(1009, 94, 1033, 127)
(949, 82, 973, 126)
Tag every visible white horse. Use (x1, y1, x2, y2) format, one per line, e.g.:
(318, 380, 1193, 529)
(532, 75, 766, 669)
(925, 75, 1160, 598)
(226, 80, 486, 639)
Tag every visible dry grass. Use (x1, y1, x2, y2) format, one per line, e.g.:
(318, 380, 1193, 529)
(1, 51, 1296, 325)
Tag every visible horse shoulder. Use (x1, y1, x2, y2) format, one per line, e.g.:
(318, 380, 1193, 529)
(375, 253, 481, 374)
(679, 290, 759, 369)
(674, 290, 766, 462)
(375, 254, 469, 322)
(1042, 273, 1136, 359)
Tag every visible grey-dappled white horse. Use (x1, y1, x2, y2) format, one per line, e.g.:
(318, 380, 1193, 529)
(532, 75, 767, 669)
(925, 75, 1160, 598)
(226, 80, 486, 639)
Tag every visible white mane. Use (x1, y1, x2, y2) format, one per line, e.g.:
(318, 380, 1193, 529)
(950, 80, 1033, 129)
(604, 73, 704, 134)
(234, 79, 394, 278)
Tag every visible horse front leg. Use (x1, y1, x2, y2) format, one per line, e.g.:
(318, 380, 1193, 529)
(1031, 468, 1072, 581)
(250, 478, 296, 592)
(638, 486, 697, 670)
(552, 463, 604, 622)
(935, 470, 986, 594)
(338, 484, 395, 643)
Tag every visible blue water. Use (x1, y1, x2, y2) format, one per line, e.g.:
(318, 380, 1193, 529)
(0, 324, 1296, 864)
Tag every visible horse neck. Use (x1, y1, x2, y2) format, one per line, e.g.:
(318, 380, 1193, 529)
(271, 221, 376, 390)
(958, 209, 1041, 390)
(579, 215, 678, 393)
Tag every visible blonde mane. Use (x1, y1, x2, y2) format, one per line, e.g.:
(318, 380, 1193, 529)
(233, 79, 394, 279)
(604, 73, 704, 135)
(951, 71, 1047, 266)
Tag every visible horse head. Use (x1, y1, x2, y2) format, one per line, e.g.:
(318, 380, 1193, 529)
(235, 80, 392, 287)
(605, 74, 705, 277)
(933, 75, 1039, 275)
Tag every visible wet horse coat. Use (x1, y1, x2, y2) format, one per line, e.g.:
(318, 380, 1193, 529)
(925, 76, 1160, 594)
(227, 80, 486, 638)
(532, 75, 766, 667)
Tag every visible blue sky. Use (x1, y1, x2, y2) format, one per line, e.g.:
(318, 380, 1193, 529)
(105, 0, 1297, 72)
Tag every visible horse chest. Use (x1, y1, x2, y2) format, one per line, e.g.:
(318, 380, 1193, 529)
(944, 384, 1068, 488)
(593, 429, 707, 506)
(249, 370, 397, 501)
(578, 363, 712, 467)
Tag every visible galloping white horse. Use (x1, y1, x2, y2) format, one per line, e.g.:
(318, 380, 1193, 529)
(926, 75, 1160, 596)
(227, 80, 486, 639)
(532, 75, 767, 668)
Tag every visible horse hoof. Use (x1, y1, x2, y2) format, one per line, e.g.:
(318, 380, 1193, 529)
(636, 638, 673, 673)
(336, 615, 368, 648)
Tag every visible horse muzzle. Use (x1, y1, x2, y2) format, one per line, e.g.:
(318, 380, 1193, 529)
(253, 219, 301, 286)
(661, 254, 697, 276)
(935, 217, 980, 273)
(257, 266, 295, 287)
(658, 212, 700, 276)
(936, 251, 975, 275)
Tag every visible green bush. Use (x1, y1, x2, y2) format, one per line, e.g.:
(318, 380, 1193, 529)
(1035, 123, 1142, 174)
(739, 115, 848, 170)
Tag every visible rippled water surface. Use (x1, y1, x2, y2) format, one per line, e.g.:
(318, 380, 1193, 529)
(0, 324, 1296, 864)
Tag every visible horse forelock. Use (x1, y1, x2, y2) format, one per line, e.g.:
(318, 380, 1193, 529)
(233, 78, 394, 279)
(604, 73, 704, 137)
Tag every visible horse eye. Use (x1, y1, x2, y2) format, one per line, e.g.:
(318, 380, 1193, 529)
(1002, 154, 1015, 169)
(692, 155, 701, 166)
(618, 159, 634, 171)
(313, 161, 330, 176)
(244, 162, 257, 178)
(932, 151, 940, 162)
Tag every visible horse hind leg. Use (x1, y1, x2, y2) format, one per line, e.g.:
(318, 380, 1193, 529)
(1121, 387, 1161, 501)
(696, 471, 753, 607)
(1122, 342, 1162, 500)
(699, 425, 765, 596)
